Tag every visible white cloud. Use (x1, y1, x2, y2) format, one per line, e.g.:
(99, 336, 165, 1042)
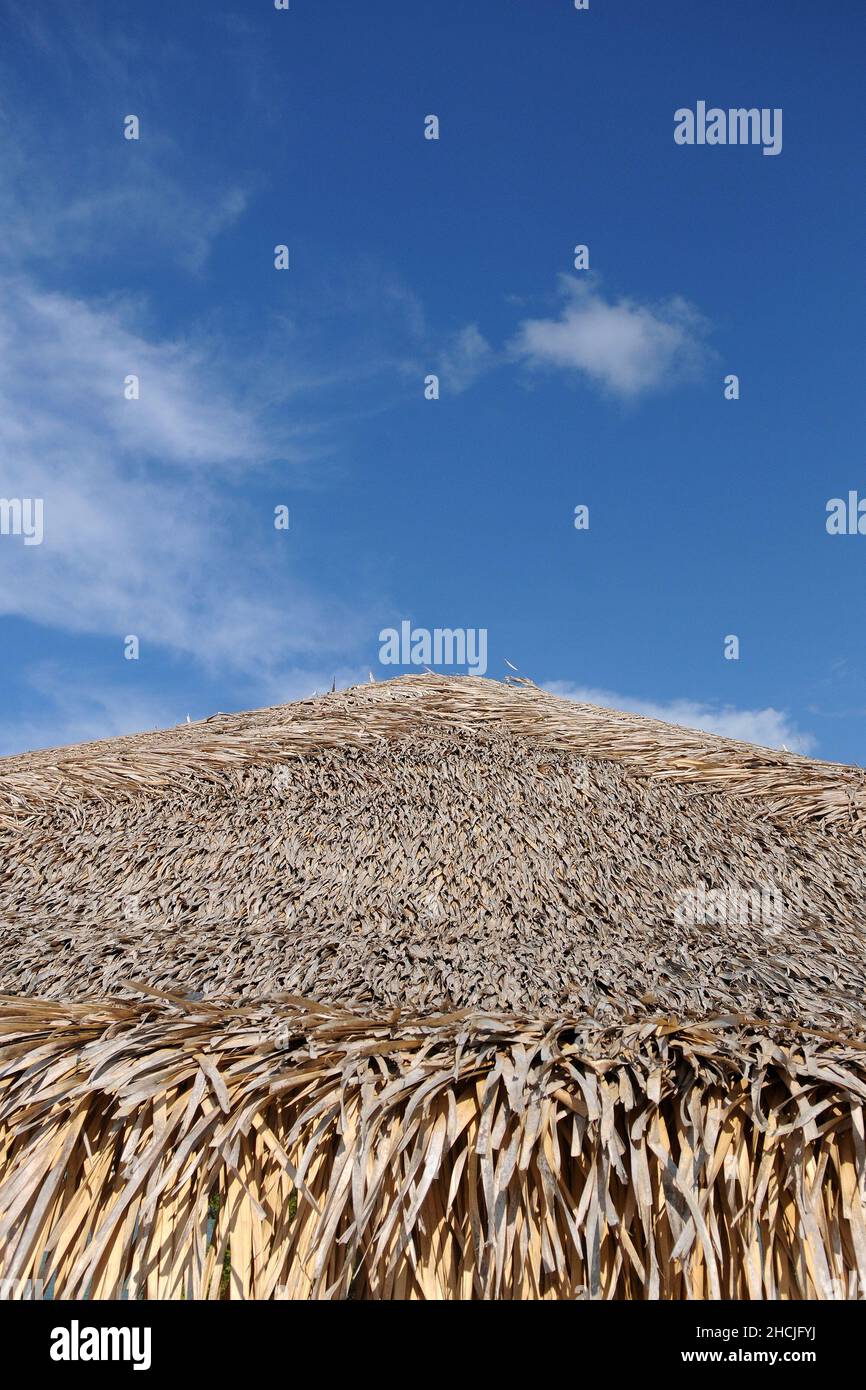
(509, 277, 710, 397)
(0, 280, 267, 468)
(438, 323, 494, 393)
(0, 274, 367, 680)
(545, 681, 815, 754)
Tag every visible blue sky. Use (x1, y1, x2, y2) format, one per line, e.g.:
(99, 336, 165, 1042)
(0, 0, 864, 761)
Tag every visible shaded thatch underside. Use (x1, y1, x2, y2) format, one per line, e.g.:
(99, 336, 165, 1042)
(0, 676, 864, 1298)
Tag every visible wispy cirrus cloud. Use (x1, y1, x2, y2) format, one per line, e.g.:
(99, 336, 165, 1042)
(0, 274, 368, 682)
(437, 323, 495, 393)
(0, 1, 250, 276)
(0, 663, 370, 756)
(545, 681, 815, 753)
(0, 135, 250, 277)
(0, 669, 185, 757)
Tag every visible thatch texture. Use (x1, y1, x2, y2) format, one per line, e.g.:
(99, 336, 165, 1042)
(0, 674, 864, 1298)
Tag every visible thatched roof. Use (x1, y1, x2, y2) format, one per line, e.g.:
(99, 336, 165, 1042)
(1, 674, 865, 1030)
(1, 674, 865, 1299)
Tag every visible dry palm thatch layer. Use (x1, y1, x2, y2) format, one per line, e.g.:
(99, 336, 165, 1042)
(0, 674, 864, 1299)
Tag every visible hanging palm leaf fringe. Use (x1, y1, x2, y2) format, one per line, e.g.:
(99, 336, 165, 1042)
(1, 994, 864, 1300)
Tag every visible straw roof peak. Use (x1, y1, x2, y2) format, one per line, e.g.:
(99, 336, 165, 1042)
(0, 673, 864, 1036)
(1, 672, 864, 830)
